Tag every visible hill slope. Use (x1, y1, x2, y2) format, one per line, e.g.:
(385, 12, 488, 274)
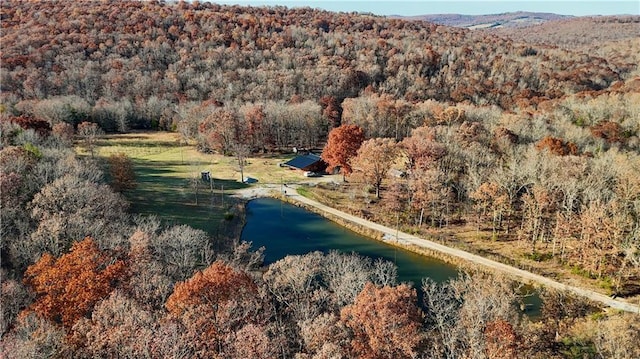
(400, 11, 572, 28)
(489, 15, 640, 46)
(1, 0, 636, 127)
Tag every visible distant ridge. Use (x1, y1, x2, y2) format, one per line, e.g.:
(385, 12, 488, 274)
(490, 15, 640, 48)
(396, 11, 572, 29)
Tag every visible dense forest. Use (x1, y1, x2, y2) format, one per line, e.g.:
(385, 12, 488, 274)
(1, 0, 640, 358)
(2, 1, 638, 131)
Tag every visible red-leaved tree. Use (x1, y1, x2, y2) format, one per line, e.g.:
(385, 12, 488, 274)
(485, 319, 519, 359)
(340, 283, 423, 359)
(165, 261, 264, 357)
(321, 124, 364, 180)
(6, 115, 52, 137)
(22, 237, 127, 329)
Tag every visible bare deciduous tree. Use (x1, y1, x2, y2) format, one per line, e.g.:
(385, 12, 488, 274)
(29, 174, 129, 259)
(77, 121, 102, 157)
(152, 225, 214, 282)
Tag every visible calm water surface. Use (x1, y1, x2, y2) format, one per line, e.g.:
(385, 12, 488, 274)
(241, 197, 540, 314)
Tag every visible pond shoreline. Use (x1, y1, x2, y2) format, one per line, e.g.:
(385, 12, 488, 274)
(276, 193, 478, 271)
(240, 187, 639, 314)
(234, 184, 472, 269)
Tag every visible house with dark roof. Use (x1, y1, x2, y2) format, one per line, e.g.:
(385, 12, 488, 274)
(282, 153, 327, 173)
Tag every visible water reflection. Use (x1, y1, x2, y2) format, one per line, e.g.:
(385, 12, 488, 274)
(241, 197, 540, 316)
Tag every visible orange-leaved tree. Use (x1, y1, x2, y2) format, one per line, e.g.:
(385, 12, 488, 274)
(484, 319, 519, 359)
(166, 261, 261, 356)
(22, 237, 127, 329)
(108, 152, 136, 192)
(351, 137, 398, 199)
(166, 261, 257, 316)
(340, 282, 423, 359)
(321, 124, 364, 181)
(320, 95, 343, 129)
(535, 136, 578, 156)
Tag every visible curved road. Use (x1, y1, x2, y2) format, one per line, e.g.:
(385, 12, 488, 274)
(277, 188, 640, 314)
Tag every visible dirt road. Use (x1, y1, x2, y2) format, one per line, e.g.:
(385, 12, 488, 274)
(282, 189, 640, 314)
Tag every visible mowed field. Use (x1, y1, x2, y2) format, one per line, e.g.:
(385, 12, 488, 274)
(92, 131, 310, 234)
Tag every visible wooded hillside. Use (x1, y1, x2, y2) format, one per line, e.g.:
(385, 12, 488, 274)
(2, 0, 637, 132)
(490, 15, 640, 48)
(1, 1, 640, 358)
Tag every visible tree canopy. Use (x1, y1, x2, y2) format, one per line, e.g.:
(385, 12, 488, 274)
(23, 237, 127, 329)
(321, 124, 365, 178)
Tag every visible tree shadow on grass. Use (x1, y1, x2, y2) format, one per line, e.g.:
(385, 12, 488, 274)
(125, 158, 248, 234)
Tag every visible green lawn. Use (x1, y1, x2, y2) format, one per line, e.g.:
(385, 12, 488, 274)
(91, 131, 304, 235)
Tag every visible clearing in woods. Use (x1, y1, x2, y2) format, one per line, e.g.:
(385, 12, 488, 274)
(91, 131, 312, 234)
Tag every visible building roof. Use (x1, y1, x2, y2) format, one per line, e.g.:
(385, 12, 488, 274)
(283, 153, 323, 170)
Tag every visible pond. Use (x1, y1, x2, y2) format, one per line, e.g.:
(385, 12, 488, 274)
(241, 197, 541, 315)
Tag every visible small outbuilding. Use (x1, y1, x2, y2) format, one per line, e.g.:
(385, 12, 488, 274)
(389, 169, 407, 178)
(283, 153, 327, 173)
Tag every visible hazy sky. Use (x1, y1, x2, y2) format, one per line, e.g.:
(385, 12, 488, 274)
(212, 1, 640, 16)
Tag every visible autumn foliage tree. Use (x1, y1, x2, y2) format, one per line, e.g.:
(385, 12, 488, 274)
(340, 283, 423, 359)
(321, 124, 364, 180)
(351, 138, 399, 199)
(51, 122, 74, 146)
(198, 109, 239, 155)
(590, 120, 624, 144)
(401, 125, 447, 170)
(166, 261, 257, 315)
(535, 136, 578, 156)
(108, 152, 136, 192)
(243, 104, 268, 151)
(320, 95, 343, 128)
(22, 237, 127, 329)
(484, 319, 519, 359)
(5, 115, 52, 137)
(165, 261, 262, 357)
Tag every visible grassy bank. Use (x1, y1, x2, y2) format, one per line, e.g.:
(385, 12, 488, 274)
(90, 131, 304, 235)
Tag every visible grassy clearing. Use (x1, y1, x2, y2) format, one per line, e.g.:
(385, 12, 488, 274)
(90, 131, 308, 234)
